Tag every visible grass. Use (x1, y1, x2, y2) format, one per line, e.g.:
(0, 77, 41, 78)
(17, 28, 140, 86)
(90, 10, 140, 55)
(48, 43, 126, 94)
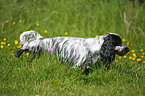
(0, 0, 145, 95)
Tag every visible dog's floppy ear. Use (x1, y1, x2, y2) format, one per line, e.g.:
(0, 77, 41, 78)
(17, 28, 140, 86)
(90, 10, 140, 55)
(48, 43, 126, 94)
(100, 35, 116, 63)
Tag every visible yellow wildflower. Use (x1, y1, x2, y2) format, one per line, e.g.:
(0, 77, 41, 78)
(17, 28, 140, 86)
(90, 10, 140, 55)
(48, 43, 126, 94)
(44, 30, 47, 33)
(7, 44, 10, 46)
(141, 56, 144, 58)
(137, 59, 141, 61)
(122, 39, 125, 42)
(131, 44, 133, 46)
(123, 56, 126, 58)
(26, 53, 29, 56)
(35, 95, 39, 96)
(13, 22, 16, 25)
(143, 61, 145, 63)
(140, 49, 143, 52)
(115, 59, 117, 61)
(17, 46, 21, 48)
(119, 56, 121, 59)
(1, 45, 4, 48)
(129, 56, 132, 59)
(19, 20, 22, 23)
(65, 32, 68, 35)
(15, 40, 18, 45)
(3, 38, 6, 41)
(36, 24, 39, 27)
(17, 45, 22, 48)
(132, 58, 135, 60)
(30, 29, 33, 31)
(3, 42, 6, 45)
(132, 50, 135, 52)
(132, 53, 137, 58)
(126, 42, 129, 46)
(95, 35, 99, 37)
(143, 52, 145, 55)
(11, 53, 14, 55)
(1, 42, 4, 44)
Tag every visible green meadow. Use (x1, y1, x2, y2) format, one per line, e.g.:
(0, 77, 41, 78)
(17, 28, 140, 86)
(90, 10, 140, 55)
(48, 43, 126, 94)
(0, 0, 144, 95)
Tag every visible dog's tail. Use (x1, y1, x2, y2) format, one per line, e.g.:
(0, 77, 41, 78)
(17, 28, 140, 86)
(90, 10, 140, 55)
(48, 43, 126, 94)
(20, 31, 43, 45)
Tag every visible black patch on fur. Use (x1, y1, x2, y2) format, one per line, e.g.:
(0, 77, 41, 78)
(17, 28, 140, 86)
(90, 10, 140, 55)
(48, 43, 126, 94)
(14, 49, 24, 58)
(100, 34, 122, 63)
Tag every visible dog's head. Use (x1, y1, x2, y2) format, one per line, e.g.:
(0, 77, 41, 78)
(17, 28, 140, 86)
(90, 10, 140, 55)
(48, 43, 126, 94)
(100, 33, 130, 63)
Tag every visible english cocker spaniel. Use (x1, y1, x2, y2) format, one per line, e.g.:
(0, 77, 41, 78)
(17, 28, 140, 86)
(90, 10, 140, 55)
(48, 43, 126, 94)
(15, 31, 130, 68)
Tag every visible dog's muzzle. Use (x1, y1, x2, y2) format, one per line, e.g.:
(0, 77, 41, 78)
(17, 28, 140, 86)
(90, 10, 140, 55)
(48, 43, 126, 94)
(115, 45, 130, 56)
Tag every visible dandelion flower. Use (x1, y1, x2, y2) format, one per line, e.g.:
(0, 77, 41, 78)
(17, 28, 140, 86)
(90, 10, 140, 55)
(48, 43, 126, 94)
(132, 58, 135, 60)
(3, 38, 6, 41)
(44, 30, 47, 33)
(1, 42, 4, 44)
(119, 56, 121, 59)
(26, 53, 29, 56)
(143, 52, 145, 55)
(129, 56, 132, 59)
(17, 46, 21, 48)
(132, 50, 135, 52)
(15, 40, 18, 45)
(137, 59, 141, 61)
(140, 49, 143, 52)
(11, 53, 14, 55)
(7, 44, 10, 46)
(126, 42, 129, 46)
(122, 39, 125, 42)
(115, 59, 117, 61)
(36, 24, 39, 27)
(141, 56, 144, 58)
(17, 45, 22, 48)
(123, 56, 126, 58)
(13, 22, 16, 25)
(1, 45, 4, 48)
(132, 53, 137, 58)
(3, 42, 6, 45)
(19, 20, 22, 23)
(131, 44, 133, 46)
(65, 32, 68, 35)
(35, 95, 39, 96)
(143, 61, 145, 63)
(95, 35, 99, 37)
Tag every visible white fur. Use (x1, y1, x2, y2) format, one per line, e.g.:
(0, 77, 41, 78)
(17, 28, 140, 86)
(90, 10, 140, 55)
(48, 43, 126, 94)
(19, 31, 105, 68)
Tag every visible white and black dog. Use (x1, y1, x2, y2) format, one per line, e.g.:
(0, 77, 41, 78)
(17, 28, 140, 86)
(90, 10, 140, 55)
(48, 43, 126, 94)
(15, 31, 130, 69)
